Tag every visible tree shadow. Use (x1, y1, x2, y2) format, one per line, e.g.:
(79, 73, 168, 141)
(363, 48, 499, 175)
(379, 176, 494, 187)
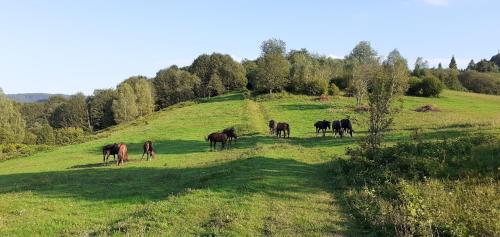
(0, 155, 363, 235)
(197, 93, 244, 104)
(0, 156, 333, 204)
(280, 104, 332, 111)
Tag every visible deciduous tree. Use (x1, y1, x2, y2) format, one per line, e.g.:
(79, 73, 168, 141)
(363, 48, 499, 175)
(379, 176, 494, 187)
(112, 83, 138, 123)
(153, 66, 200, 108)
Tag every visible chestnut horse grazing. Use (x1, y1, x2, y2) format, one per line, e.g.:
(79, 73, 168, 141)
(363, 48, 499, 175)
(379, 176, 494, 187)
(207, 132, 228, 150)
(117, 143, 128, 166)
(268, 120, 277, 134)
(103, 143, 119, 164)
(276, 122, 290, 138)
(142, 141, 155, 161)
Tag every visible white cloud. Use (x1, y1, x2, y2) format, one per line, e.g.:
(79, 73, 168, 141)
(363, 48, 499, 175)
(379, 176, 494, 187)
(421, 0, 449, 6)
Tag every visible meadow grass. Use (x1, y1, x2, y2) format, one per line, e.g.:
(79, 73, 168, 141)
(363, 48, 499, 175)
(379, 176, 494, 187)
(0, 90, 499, 236)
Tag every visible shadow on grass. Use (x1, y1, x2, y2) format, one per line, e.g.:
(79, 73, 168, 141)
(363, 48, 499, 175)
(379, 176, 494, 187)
(0, 157, 303, 201)
(197, 93, 244, 104)
(0, 155, 364, 235)
(280, 104, 332, 111)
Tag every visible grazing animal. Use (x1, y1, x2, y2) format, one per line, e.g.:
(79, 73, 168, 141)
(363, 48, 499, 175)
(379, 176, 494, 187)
(340, 119, 354, 137)
(207, 132, 228, 150)
(117, 144, 128, 166)
(268, 120, 277, 134)
(332, 120, 343, 138)
(142, 140, 155, 161)
(222, 127, 238, 145)
(276, 122, 290, 138)
(314, 120, 331, 137)
(102, 143, 119, 164)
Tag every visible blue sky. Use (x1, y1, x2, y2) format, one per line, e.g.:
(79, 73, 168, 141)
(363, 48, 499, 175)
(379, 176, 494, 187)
(0, 0, 498, 94)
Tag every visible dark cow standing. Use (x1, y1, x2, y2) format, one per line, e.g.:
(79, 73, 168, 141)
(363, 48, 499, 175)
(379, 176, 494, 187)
(332, 120, 343, 138)
(142, 140, 155, 161)
(102, 143, 119, 164)
(276, 122, 290, 138)
(222, 127, 238, 145)
(340, 119, 353, 137)
(207, 132, 228, 150)
(268, 120, 277, 134)
(314, 120, 331, 137)
(117, 143, 128, 166)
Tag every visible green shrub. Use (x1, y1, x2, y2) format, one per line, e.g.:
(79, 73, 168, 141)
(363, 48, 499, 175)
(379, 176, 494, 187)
(458, 71, 500, 95)
(327, 83, 341, 96)
(23, 131, 37, 145)
(339, 134, 499, 236)
(330, 77, 349, 89)
(420, 76, 444, 97)
(406, 77, 422, 96)
(301, 79, 328, 96)
(34, 124, 55, 145)
(54, 127, 86, 145)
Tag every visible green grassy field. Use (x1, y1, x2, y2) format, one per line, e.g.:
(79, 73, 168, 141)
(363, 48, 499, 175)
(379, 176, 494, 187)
(0, 90, 499, 236)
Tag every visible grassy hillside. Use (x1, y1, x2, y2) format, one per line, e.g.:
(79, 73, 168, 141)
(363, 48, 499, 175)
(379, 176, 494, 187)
(0, 90, 499, 236)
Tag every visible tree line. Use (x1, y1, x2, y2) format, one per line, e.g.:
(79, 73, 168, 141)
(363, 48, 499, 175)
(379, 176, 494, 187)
(2, 39, 499, 146)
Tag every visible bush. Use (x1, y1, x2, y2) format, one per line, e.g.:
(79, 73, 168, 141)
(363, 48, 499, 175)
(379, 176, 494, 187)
(328, 83, 341, 96)
(33, 124, 55, 145)
(406, 77, 422, 96)
(330, 77, 349, 89)
(0, 143, 51, 161)
(54, 127, 86, 145)
(23, 131, 37, 145)
(406, 76, 443, 97)
(420, 76, 444, 97)
(301, 79, 328, 96)
(339, 134, 499, 236)
(458, 71, 500, 95)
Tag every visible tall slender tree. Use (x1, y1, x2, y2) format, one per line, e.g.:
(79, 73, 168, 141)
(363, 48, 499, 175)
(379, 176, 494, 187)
(134, 79, 155, 116)
(347, 41, 379, 105)
(112, 83, 139, 123)
(0, 92, 26, 143)
(449, 56, 458, 69)
(362, 49, 409, 158)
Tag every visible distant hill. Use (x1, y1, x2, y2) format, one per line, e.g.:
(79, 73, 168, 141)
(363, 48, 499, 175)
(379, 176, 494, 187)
(6, 93, 71, 103)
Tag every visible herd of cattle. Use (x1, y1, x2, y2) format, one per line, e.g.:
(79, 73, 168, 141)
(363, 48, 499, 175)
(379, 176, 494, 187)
(102, 119, 354, 165)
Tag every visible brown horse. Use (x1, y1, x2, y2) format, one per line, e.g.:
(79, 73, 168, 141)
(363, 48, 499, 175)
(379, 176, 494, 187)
(222, 127, 238, 145)
(117, 143, 128, 166)
(207, 132, 228, 150)
(276, 122, 290, 138)
(142, 141, 155, 161)
(102, 143, 119, 164)
(268, 120, 276, 134)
